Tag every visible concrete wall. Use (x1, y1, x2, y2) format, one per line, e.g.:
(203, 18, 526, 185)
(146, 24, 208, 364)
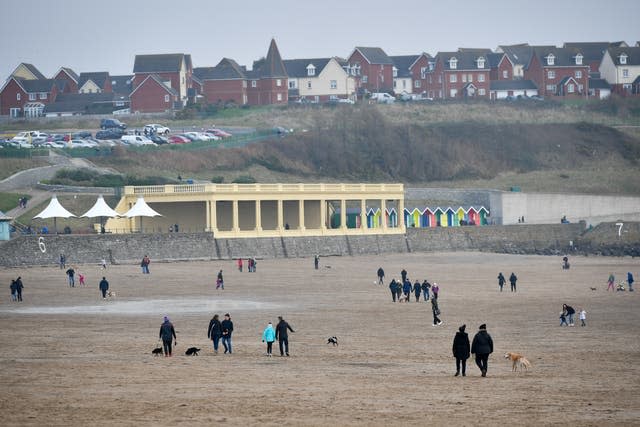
(405, 188, 496, 207)
(0, 223, 589, 267)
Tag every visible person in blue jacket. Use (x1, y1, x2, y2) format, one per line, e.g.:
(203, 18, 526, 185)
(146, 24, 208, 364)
(402, 279, 412, 302)
(262, 321, 276, 357)
(628, 272, 635, 292)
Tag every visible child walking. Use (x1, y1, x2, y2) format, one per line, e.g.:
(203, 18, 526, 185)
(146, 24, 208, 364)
(78, 273, 86, 286)
(579, 308, 587, 327)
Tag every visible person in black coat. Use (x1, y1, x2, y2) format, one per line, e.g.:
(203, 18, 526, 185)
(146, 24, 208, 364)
(400, 269, 408, 283)
(99, 277, 109, 299)
(15, 277, 24, 302)
(452, 324, 470, 376)
(377, 267, 385, 285)
(275, 316, 295, 356)
(389, 279, 398, 302)
(159, 316, 177, 357)
(221, 313, 234, 354)
(497, 272, 506, 292)
(413, 280, 421, 302)
(471, 324, 494, 377)
(509, 273, 518, 292)
(207, 314, 223, 354)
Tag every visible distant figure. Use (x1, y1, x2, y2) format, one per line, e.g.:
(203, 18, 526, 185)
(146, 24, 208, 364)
(579, 308, 587, 327)
(402, 279, 412, 302)
(389, 279, 398, 302)
(377, 267, 385, 285)
(285, 223, 290, 230)
(208, 314, 223, 354)
(78, 273, 85, 286)
(314, 255, 319, 270)
(509, 273, 517, 292)
(10, 279, 17, 302)
(101, 259, 107, 269)
(431, 282, 440, 299)
(607, 273, 615, 291)
(413, 280, 421, 302)
(99, 277, 109, 299)
(421, 280, 430, 301)
(59, 254, 66, 269)
(66, 267, 75, 287)
(627, 272, 634, 292)
(452, 324, 470, 377)
(216, 270, 224, 290)
(401, 269, 407, 283)
(237, 258, 243, 272)
(471, 324, 493, 377)
(262, 322, 276, 357)
(497, 272, 506, 292)
(431, 295, 442, 326)
(159, 316, 177, 357)
(141, 255, 151, 274)
(221, 313, 233, 354)
(562, 256, 570, 270)
(15, 277, 23, 302)
(276, 316, 295, 356)
(563, 304, 576, 326)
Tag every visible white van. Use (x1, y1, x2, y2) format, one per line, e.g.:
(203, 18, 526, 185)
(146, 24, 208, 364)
(121, 135, 156, 146)
(370, 93, 395, 104)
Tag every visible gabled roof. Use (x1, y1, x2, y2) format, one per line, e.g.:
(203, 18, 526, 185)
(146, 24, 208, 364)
(489, 80, 538, 91)
(352, 47, 393, 65)
(12, 63, 46, 80)
(498, 44, 535, 68)
(390, 55, 420, 78)
(436, 51, 490, 70)
(129, 74, 177, 97)
(258, 39, 288, 78)
(78, 72, 110, 90)
(486, 52, 506, 68)
(0, 210, 12, 221)
(588, 78, 611, 90)
(557, 76, 579, 86)
(55, 67, 79, 82)
(283, 57, 332, 78)
(133, 53, 187, 73)
(110, 75, 133, 96)
(532, 46, 588, 67)
(563, 42, 611, 63)
(458, 48, 492, 54)
(605, 46, 640, 66)
(194, 58, 247, 80)
(20, 78, 57, 93)
(44, 92, 123, 114)
(407, 53, 433, 71)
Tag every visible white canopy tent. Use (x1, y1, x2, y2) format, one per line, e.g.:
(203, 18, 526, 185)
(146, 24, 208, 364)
(33, 195, 76, 233)
(123, 197, 162, 232)
(81, 195, 120, 233)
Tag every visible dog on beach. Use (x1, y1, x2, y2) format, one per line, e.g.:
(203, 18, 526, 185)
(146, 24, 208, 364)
(589, 287, 597, 291)
(327, 336, 338, 346)
(107, 291, 116, 298)
(398, 294, 409, 303)
(504, 352, 532, 372)
(185, 347, 200, 356)
(152, 347, 163, 356)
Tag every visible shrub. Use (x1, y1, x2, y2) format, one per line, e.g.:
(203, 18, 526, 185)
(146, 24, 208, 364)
(211, 176, 225, 183)
(232, 175, 256, 184)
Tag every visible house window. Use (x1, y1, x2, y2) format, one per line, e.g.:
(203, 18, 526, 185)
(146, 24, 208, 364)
(548, 70, 555, 79)
(420, 67, 427, 78)
(468, 74, 473, 82)
(575, 54, 583, 65)
(620, 54, 628, 65)
(575, 70, 582, 79)
(567, 84, 575, 93)
(478, 88, 486, 96)
(623, 83, 632, 91)
(330, 80, 337, 89)
(449, 58, 458, 69)
(438, 75, 442, 83)
(39, 92, 47, 99)
(10, 108, 20, 117)
(622, 69, 629, 78)
(393, 80, 397, 88)
(578, 84, 583, 92)
(115, 101, 125, 107)
(414, 80, 421, 88)
(251, 80, 257, 88)
(462, 74, 467, 83)
(307, 81, 312, 89)
(29, 93, 36, 101)
(307, 65, 315, 76)
(362, 75, 368, 83)
(288, 80, 296, 89)
(449, 88, 458, 97)
(546, 84, 556, 92)
(478, 74, 485, 82)
(546, 54, 555, 65)
(276, 79, 282, 87)
(392, 67, 398, 77)
(16, 93, 21, 101)
(164, 94, 170, 102)
(277, 93, 282, 101)
(477, 58, 485, 68)
(450, 74, 457, 83)
(502, 70, 508, 79)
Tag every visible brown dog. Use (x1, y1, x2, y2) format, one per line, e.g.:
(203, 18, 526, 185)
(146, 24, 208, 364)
(504, 352, 531, 372)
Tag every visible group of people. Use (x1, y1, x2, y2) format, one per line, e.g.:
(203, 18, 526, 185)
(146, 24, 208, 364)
(383, 268, 443, 326)
(17, 196, 28, 209)
(607, 272, 635, 291)
(206, 313, 234, 355)
(9, 277, 24, 302)
(261, 316, 295, 357)
(559, 304, 587, 327)
(497, 272, 518, 292)
(237, 258, 257, 273)
(452, 324, 494, 377)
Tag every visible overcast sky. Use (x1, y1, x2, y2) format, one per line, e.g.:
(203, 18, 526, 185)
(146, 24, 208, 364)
(1, 0, 638, 79)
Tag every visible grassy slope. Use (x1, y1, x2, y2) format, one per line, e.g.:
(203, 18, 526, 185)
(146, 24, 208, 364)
(0, 158, 48, 181)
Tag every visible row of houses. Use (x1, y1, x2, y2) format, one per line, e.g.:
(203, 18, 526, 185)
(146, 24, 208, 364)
(2, 40, 640, 117)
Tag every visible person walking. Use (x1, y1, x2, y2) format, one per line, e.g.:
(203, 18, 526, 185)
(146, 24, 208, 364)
(262, 321, 276, 357)
(497, 272, 506, 292)
(471, 324, 493, 377)
(579, 308, 587, 327)
(141, 255, 151, 274)
(627, 272, 635, 292)
(221, 313, 233, 354)
(413, 280, 421, 302)
(78, 273, 86, 287)
(237, 258, 243, 272)
(314, 255, 319, 270)
(377, 267, 385, 285)
(509, 272, 518, 292)
(431, 295, 442, 326)
(431, 282, 440, 299)
(159, 316, 177, 357)
(66, 267, 76, 287)
(207, 314, 223, 354)
(402, 279, 412, 302)
(15, 277, 23, 302)
(99, 277, 109, 299)
(389, 279, 398, 302)
(59, 254, 66, 269)
(101, 258, 107, 269)
(421, 280, 430, 301)
(10, 279, 17, 302)
(607, 273, 615, 291)
(401, 269, 408, 283)
(563, 304, 576, 326)
(452, 324, 470, 377)
(216, 270, 224, 290)
(276, 316, 295, 356)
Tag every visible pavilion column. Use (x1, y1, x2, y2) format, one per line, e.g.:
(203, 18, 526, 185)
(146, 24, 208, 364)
(210, 200, 218, 234)
(398, 197, 405, 229)
(298, 200, 305, 231)
(277, 199, 284, 231)
(340, 199, 347, 230)
(232, 200, 239, 232)
(205, 200, 211, 232)
(381, 199, 388, 230)
(320, 199, 327, 232)
(255, 200, 262, 232)
(360, 199, 367, 231)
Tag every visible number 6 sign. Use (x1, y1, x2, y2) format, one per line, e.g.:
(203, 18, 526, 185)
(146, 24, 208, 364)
(38, 237, 46, 253)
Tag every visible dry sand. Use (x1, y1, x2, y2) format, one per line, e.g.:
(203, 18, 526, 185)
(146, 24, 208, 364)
(0, 252, 639, 426)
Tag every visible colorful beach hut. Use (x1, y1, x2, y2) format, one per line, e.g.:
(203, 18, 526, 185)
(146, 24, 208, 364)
(455, 207, 466, 226)
(444, 207, 456, 228)
(434, 207, 445, 227)
(410, 208, 422, 228)
(421, 208, 434, 227)
(467, 207, 480, 225)
(478, 206, 489, 225)
(385, 208, 398, 228)
(366, 208, 381, 228)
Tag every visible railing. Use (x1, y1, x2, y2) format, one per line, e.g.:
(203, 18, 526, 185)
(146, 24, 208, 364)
(125, 183, 403, 196)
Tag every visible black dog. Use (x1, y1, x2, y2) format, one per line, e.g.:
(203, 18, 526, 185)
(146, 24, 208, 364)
(185, 347, 200, 356)
(152, 347, 163, 356)
(327, 336, 338, 346)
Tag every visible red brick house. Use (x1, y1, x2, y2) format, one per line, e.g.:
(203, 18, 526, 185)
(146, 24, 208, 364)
(194, 58, 248, 106)
(132, 53, 192, 109)
(9, 63, 46, 81)
(52, 67, 79, 93)
(246, 39, 288, 105)
(525, 47, 590, 98)
(129, 74, 178, 113)
(430, 50, 491, 99)
(0, 77, 59, 117)
(408, 53, 434, 96)
(347, 47, 394, 94)
(564, 41, 628, 75)
(487, 53, 512, 80)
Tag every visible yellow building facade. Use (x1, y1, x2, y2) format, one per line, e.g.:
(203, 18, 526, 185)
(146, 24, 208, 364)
(105, 183, 405, 237)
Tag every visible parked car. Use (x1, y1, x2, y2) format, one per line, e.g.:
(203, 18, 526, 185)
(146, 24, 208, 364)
(100, 118, 127, 130)
(96, 129, 125, 140)
(338, 98, 355, 104)
(167, 135, 190, 144)
(273, 126, 290, 135)
(41, 141, 66, 149)
(205, 128, 232, 138)
(143, 124, 171, 135)
(72, 131, 92, 139)
(370, 92, 395, 104)
(148, 134, 169, 145)
(68, 139, 97, 148)
(11, 131, 47, 143)
(121, 135, 156, 146)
